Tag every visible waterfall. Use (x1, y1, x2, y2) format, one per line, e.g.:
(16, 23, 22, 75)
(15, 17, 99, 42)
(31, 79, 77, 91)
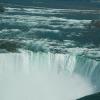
(0, 50, 81, 75)
(0, 50, 97, 100)
(0, 4, 100, 100)
(74, 55, 100, 91)
(0, 50, 99, 85)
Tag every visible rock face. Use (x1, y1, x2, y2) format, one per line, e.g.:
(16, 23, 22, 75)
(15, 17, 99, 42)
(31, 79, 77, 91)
(0, 40, 22, 52)
(90, 20, 100, 28)
(0, 5, 5, 12)
(77, 92, 100, 100)
(93, 20, 100, 28)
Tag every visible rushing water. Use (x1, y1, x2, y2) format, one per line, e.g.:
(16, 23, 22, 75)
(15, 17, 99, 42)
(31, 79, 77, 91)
(0, 50, 95, 100)
(0, 5, 100, 100)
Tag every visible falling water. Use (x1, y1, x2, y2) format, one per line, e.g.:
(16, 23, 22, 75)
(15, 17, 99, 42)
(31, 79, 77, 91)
(0, 50, 95, 100)
(0, 5, 100, 100)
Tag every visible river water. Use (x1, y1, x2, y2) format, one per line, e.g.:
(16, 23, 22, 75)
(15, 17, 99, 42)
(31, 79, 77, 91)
(0, 6, 100, 100)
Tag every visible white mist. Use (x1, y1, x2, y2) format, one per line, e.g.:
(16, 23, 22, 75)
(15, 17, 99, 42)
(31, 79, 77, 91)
(0, 50, 94, 100)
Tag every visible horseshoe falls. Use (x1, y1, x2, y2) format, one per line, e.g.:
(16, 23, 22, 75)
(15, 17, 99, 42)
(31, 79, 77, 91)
(0, 4, 100, 100)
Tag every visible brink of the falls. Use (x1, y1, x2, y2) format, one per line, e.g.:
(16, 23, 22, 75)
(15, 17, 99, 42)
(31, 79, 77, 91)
(0, 50, 98, 100)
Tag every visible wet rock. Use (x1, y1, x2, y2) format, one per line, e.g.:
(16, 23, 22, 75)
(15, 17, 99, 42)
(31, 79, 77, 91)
(90, 20, 100, 29)
(0, 5, 5, 12)
(0, 40, 22, 52)
(77, 92, 100, 100)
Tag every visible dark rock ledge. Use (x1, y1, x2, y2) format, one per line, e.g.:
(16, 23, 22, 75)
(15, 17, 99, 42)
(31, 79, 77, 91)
(89, 20, 100, 29)
(77, 92, 100, 100)
(0, 5, 5, 12)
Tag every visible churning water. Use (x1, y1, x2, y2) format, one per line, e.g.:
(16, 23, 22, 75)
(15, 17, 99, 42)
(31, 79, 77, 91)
(0, 5, 100, 100)
(0, 50, 95, 100)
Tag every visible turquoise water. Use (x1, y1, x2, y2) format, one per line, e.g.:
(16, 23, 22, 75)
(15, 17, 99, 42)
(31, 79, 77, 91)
(0, 6, 100, 100)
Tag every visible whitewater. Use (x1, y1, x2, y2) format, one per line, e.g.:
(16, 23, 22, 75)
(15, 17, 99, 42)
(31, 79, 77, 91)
(0, 5, 100, 100)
